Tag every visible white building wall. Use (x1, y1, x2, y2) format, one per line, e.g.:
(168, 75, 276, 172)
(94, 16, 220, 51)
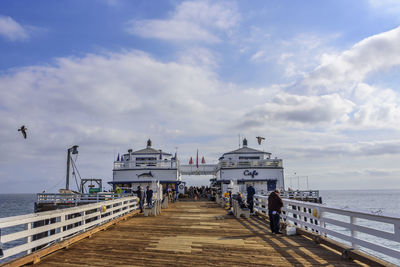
(219, 168, 284, 192)
(113, 169, 180, 182)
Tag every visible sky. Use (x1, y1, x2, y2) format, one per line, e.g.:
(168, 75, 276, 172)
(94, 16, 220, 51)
(1, 0, 400, 193)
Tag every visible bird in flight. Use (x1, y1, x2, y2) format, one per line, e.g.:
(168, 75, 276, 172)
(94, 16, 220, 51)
(256, 136, 265, 145)
(18, 125, 27, 139)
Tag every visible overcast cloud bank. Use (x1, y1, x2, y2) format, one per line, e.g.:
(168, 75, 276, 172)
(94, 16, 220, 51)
(1, 1, 400, 192)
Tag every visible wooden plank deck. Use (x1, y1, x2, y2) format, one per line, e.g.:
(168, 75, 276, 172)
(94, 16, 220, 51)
(34, 201, 367, 267)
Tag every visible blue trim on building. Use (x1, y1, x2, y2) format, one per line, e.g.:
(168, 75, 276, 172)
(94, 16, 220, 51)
(108, 180, 181, 185)
(215, 179, 277, 183)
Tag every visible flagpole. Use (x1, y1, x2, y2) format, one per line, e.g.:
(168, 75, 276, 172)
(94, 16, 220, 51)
(196, 149, 199, 169)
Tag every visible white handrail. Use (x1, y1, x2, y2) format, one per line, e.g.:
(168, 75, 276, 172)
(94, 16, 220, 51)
(253, 194, 400, 262)
(36, 193, 131, 205)
(0, 196, 138, 263)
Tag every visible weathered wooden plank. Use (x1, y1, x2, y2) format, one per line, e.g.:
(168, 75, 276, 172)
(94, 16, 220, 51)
(28, 202, 378, 266)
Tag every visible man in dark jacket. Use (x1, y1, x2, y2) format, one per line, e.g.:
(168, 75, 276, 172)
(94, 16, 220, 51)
(145, 186, 153, 207)
(135, 186, 145, 212)
(268, 189, 283, 234)
(247, 185, 256, 214)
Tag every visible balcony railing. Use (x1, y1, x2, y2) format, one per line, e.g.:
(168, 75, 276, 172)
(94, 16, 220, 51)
(219, 159, 282, 168)
(114, 160, 178, 170)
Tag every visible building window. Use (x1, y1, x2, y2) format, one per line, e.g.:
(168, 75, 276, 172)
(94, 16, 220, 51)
(239, 156, 260, 160)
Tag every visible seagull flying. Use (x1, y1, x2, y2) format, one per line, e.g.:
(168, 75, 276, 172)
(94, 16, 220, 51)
(18, 125, 27, 139)
(256, 136, 265, 145)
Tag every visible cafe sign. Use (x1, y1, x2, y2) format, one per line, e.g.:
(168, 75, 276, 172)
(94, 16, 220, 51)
(244, 170, 258, 178)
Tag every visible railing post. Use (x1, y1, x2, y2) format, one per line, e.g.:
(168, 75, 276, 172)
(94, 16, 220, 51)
(350, 216, 358, 249)
(27, 222, 32, 254)
(60, 214, 65, 241)
(395, 223, 400, 239)
(0, 228, 4, 258)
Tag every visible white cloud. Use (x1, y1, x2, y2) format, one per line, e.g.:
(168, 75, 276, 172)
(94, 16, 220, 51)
(236, 93, 354, 130)
(0, 50, 241, 171)
(368, 0, 400, 14)
(300, 26, 400, 94)
(0, 50, 240, 192)
(177, 47, 219, 69)
(3, 23, 400, 192)
(286, 140, 400, 158)
(250, 50, 265, 61)
(246, 31, 340, 79)
(280, 26, 400, 130)
(0, 15, 30, 41)
(125, 0, 240, 42)
(129, 19, 220, 43)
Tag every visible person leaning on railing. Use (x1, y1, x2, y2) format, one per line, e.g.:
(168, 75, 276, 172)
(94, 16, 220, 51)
(145, 186, 153, 208)
(268, 189, 283, 234)
(134, 186, 145, 213)
(246, 185, 256, 214)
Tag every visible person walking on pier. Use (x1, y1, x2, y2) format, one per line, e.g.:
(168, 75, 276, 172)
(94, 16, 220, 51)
(135, 186, 145, 213)
(247, 185, 256, 214)
(268, 189, 283, 234)
(145, 186, 153, 208)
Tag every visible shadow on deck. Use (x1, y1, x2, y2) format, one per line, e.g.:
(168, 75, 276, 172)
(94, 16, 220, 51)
(33, 201, 367, 267)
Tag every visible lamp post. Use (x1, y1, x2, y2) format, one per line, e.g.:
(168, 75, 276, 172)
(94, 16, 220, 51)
(66, 145, 79, 190)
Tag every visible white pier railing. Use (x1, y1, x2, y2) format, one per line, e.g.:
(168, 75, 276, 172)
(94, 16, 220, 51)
(36, 192, 131, 205)
(280, 190, 321, 202)
(0, 196, 138, 264)
(254, 194, 400, 263)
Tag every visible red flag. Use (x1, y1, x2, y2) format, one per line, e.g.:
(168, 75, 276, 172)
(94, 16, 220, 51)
(189, 157, 193, 164)
(196, 149, 199, 168)
(201, 156, 205, 164)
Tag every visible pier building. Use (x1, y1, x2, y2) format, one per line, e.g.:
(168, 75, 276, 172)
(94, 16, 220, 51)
(110, 139, 184, 193)
(110, 138, 283, 195)
(214, 138, 284, 194)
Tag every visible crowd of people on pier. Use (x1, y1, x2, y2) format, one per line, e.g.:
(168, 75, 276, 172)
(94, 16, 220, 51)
(129, 183, 283, 235)
(186, 186, 212, 201)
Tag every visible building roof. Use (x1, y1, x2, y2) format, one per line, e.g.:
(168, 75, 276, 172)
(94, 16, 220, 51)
(222, 146, 270, 156)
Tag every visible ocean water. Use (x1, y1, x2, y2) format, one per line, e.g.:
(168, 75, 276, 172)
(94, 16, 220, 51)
(320, 190, 400, 265)
(0, 191, 400, 264)
(320, 190, 400, 215)
(0, 194, 36, 218)
(0, 194, 36, 263)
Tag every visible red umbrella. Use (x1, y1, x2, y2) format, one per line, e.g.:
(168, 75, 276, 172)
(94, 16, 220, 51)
(189, 157, 193, 164)
(201, 156, 205, 164)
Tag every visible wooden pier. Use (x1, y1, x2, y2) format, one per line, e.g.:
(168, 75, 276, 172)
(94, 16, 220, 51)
(25, 201, 373, 267)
